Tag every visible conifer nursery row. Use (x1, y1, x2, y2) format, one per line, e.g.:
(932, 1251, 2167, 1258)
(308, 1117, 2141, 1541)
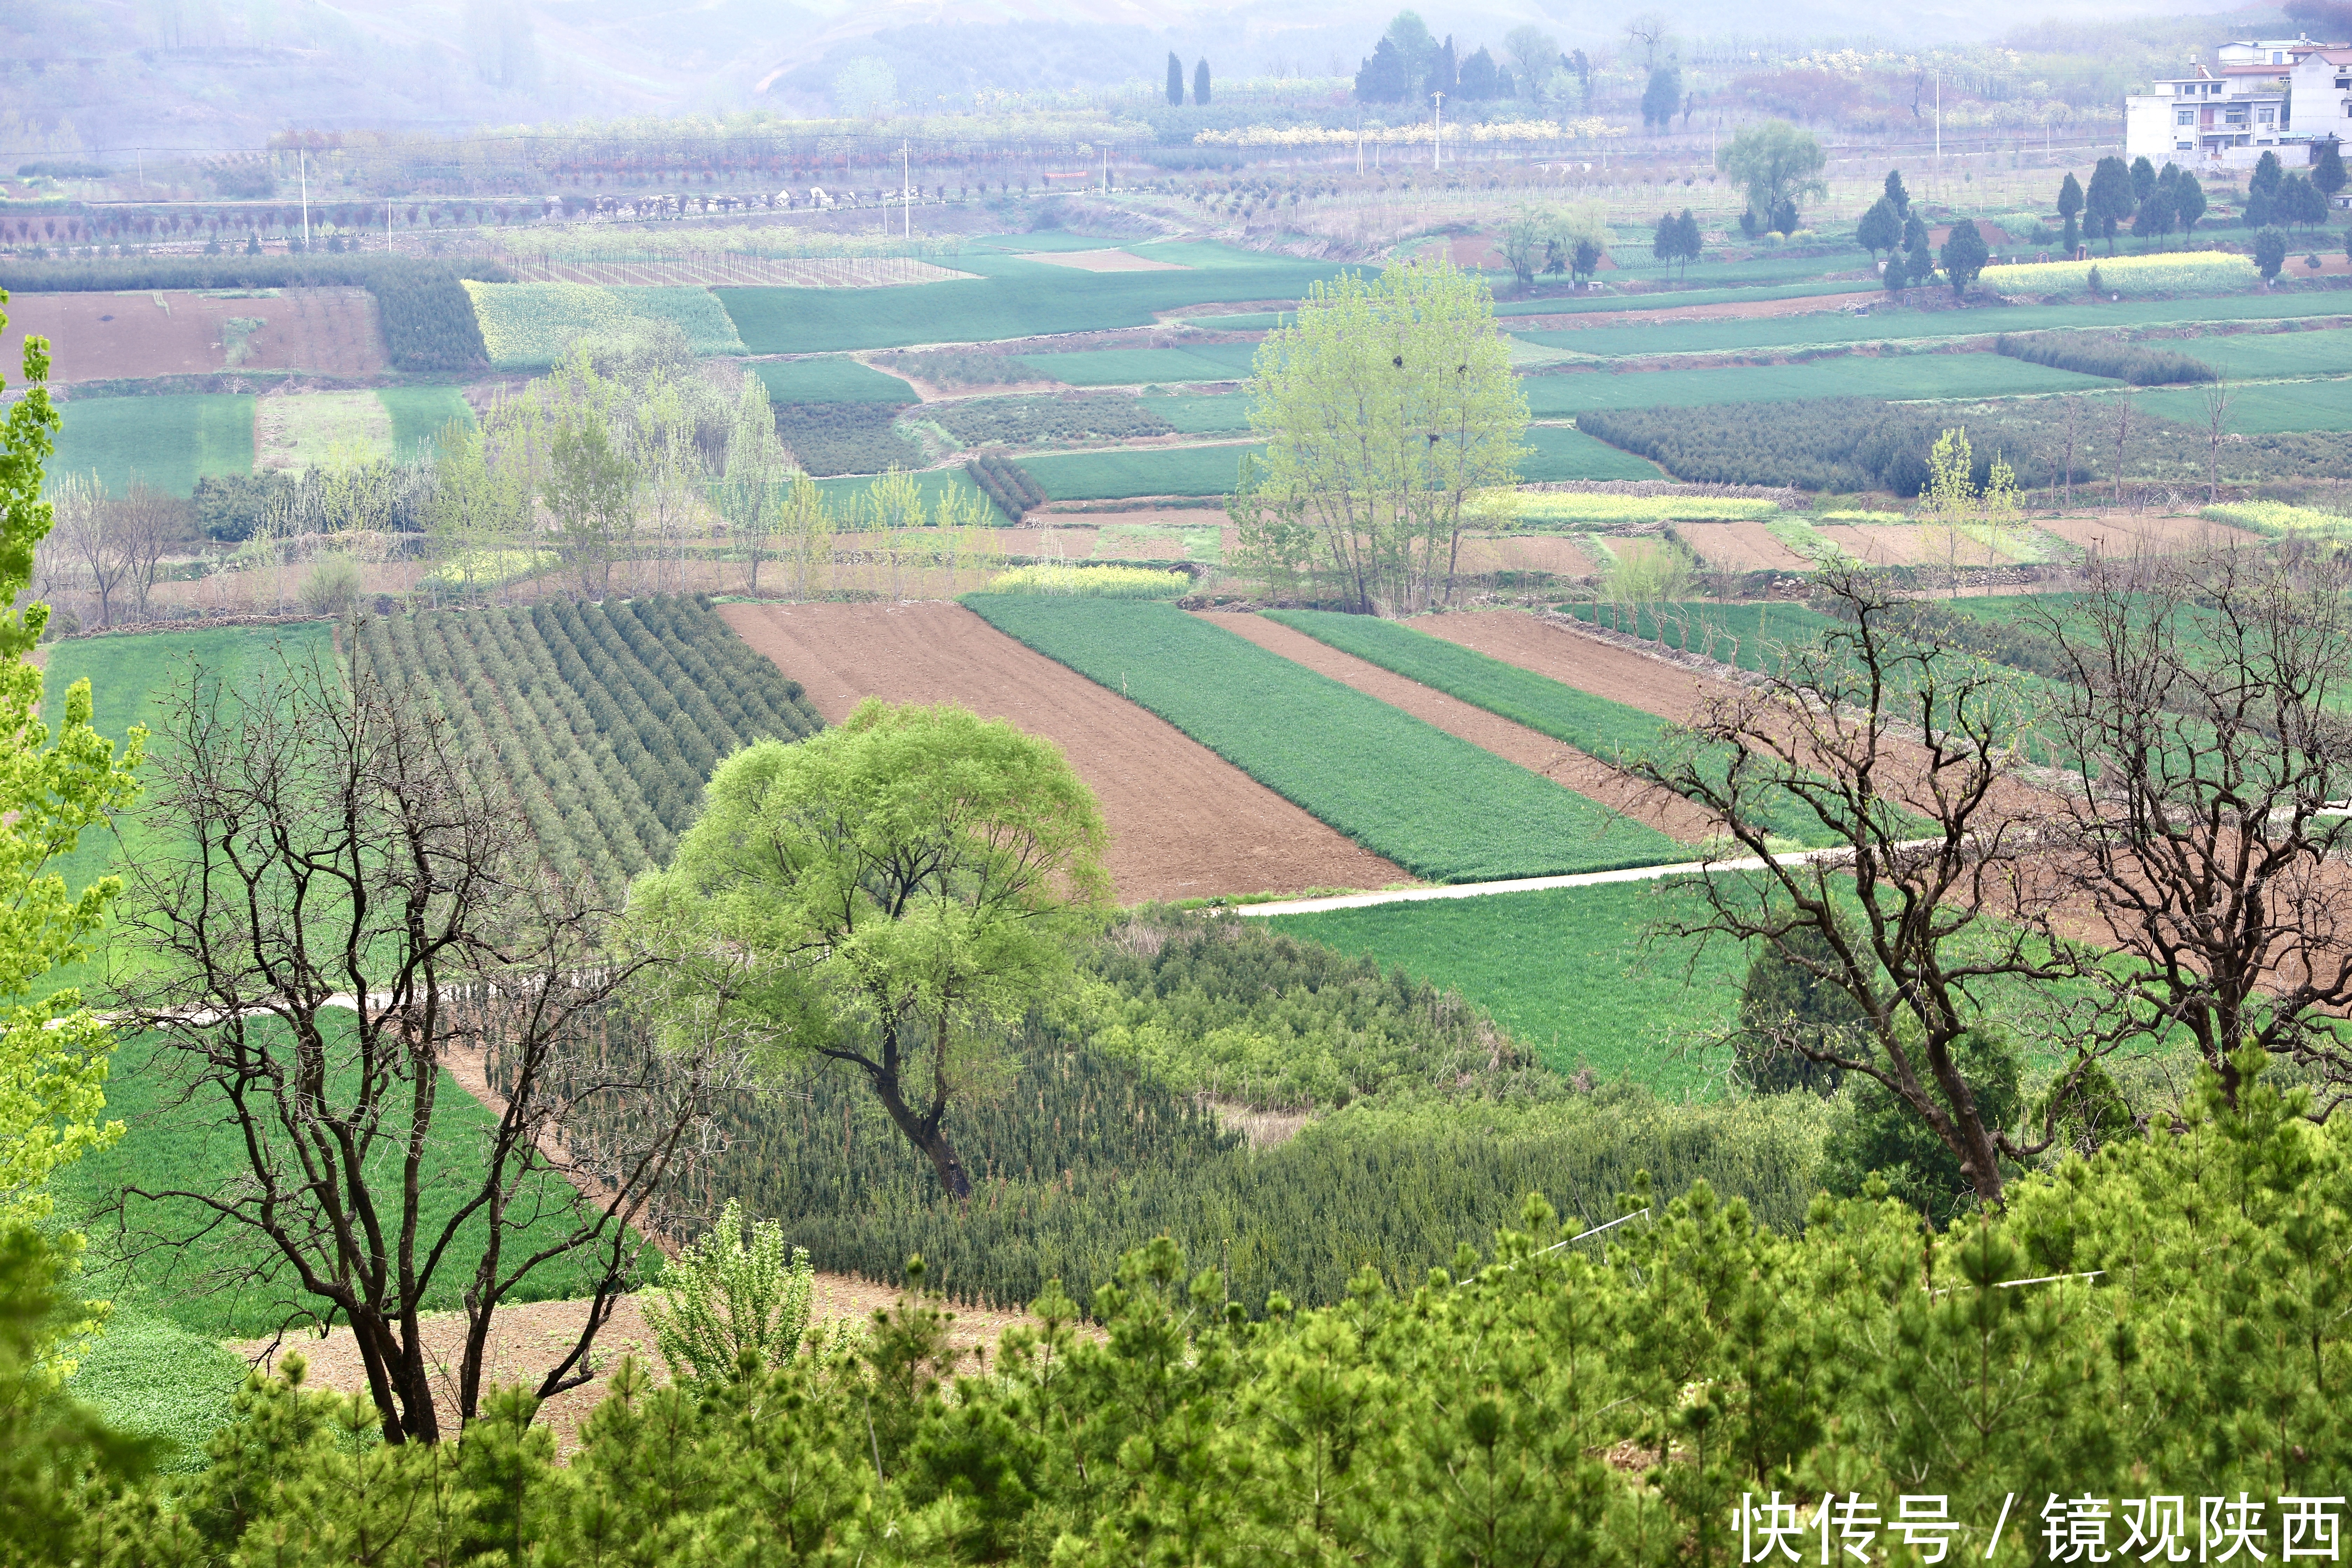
(354, 596, 822, 886)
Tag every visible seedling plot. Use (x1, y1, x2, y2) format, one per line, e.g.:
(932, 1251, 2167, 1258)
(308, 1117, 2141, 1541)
(355, 597, 822, 890)
(964, 595, 1685, 883)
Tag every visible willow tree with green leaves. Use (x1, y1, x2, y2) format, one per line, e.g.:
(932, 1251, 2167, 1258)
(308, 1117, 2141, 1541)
(1234, 261, 1526, 614)
(624, 701, 1111, 1199)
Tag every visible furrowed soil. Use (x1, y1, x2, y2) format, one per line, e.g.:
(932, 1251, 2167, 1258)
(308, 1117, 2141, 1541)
(2033, 511, 2259, 556)
(1403, 609, 1734, 723)
(7, 287, 386, 381)
(1675, 521, 1813, 573)
(1205, 611, 1720, 843)
(720, 600, 1408, 902)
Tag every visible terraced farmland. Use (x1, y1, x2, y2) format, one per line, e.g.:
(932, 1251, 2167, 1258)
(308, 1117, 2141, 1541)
(964, 595, 1686, 882)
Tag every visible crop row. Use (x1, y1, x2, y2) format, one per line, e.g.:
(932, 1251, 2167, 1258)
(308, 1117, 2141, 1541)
(965, 452, 1045, 518)
(926, 392, 1175, 448)
(774, 402, 926, 476)
(962, 594, 1685, 883)
(1264, 610, 1835, 847)
(355, 595, 820, 886)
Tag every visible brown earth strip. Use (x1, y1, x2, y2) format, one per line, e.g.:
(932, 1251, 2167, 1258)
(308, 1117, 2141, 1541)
(5, 287, 386, 381)
(720, 600, 1408, 903)
(1404, 609, 1734, 723)
(1675, 520, 1813, 573)
(2034, 511, 2259, 558)
(1203, 611, 1721, 843)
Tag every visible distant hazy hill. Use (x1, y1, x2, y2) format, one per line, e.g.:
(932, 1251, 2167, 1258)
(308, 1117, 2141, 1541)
(0, 0, 2260, 158)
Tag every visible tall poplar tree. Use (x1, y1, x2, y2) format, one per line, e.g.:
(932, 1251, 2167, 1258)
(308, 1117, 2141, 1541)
(1233, 262, 1527, 613)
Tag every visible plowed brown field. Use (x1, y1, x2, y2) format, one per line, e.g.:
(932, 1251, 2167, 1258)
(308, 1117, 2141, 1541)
(1207, 612, 1720, 842)
(3, 287, 386, 381)
(2035, 512, 2259, 556)
(1404, 609, 1733, 722)
(1676, 521, 1812, 572)
(720, 601, 1408, 902)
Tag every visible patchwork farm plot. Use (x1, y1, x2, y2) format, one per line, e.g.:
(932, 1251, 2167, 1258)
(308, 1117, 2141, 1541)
(715, 599, 1408, 902)
(964, 594, 1686, 883)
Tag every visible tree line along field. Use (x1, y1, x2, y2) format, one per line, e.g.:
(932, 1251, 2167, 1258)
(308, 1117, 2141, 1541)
(353, 596, 822, 890)
(962, 594, 1686, 883)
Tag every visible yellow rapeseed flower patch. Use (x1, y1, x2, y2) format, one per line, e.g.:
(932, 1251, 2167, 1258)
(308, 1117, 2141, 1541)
(984, 563, 1192, 598)
(1980, 251, 2257, 299)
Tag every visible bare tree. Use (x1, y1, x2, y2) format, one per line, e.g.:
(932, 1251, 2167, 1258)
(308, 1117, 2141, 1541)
(109, 636, 747, 1443)
(51, 473, 131, 627)
(2028, 551, 2352, 1114)
(2110, 390, 2134, 512)
(2055, 393, 2084, 513)
(1632, 566, 2088, 1204)
(114, 481, 185, 622)
(2199, 379, 2236, 505)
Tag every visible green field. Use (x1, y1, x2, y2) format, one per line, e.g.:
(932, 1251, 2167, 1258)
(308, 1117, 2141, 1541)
(1520, 354, 2112, 417)
(1517, 294, 2352, 360)
(378, 385, 476, 458)
(464, 281, 746, 367)
(1017, 442, 1261, 500)
(48, 393, 254, 497)
(2173, 324, 2352, 379)
(1264, 879, 1743, 1090)
(1523, 423, 1663, 480)
(964, 595, 1684, 882)
(606, 285, 748, 355)
(37, 623, 336, 997)
(1019, 342, 1261, 386)
(715, 247, 1349, 355)
(815, 465, 1006, 519)
(1558, 601, 1843, 672)
(1141, 393, 1253, 433)
(2131, 375, 2352, 432)
(1009, 423, 1647, 500)
(1266, 609, 1834, 845)
(754, 355, 919, 404)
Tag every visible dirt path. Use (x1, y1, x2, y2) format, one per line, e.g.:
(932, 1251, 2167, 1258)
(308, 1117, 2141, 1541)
(720, 601, 1408, 903)
(229, 1280, 1035, 1453)
(1204, 612, 1720, 843)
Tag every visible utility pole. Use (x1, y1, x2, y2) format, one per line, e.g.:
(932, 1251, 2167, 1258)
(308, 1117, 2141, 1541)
(901, 139, 910, 241)
(299, 146, 310, 248)
(1433, 91, 1444, 169)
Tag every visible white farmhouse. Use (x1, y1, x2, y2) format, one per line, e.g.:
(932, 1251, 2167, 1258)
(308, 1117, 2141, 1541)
(2125, 36, 2336, 172)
